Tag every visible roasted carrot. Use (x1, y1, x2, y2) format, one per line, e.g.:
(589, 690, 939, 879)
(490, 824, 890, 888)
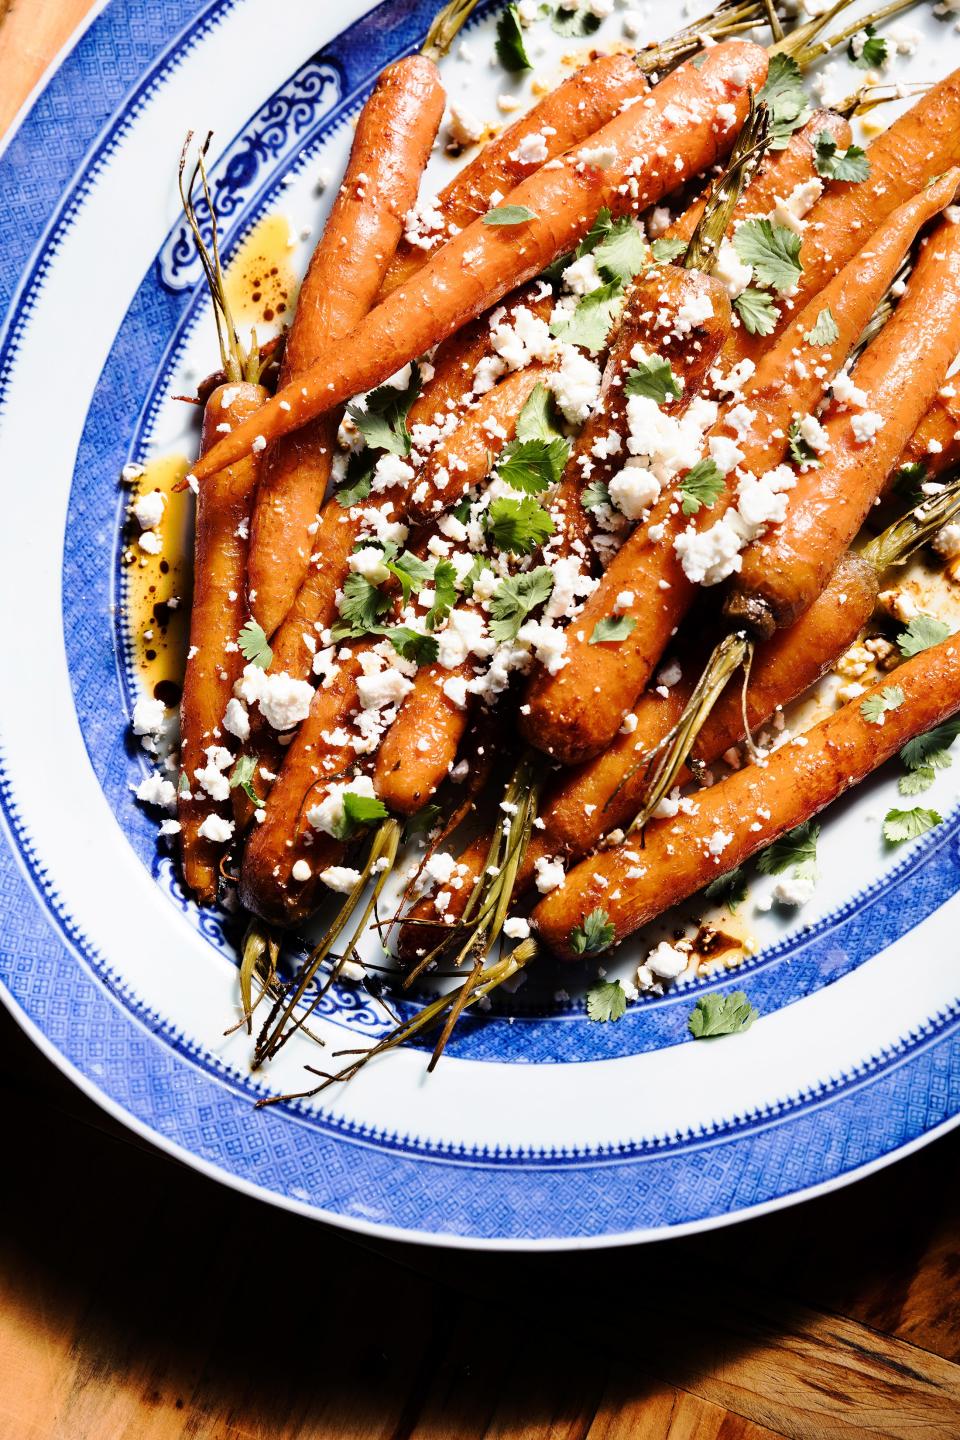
(381, 54, 651, 295)
(896, 384, 960, 480)
(188, 41, 768, 483)
(729, 212, 960, 635)
(248, 56, 446, 638)
(179, 384, 266, 903)
(725, 62, 960, 367)
(533, 633, 960, 958)
(664, 107, 851, 248)
(521, 174, 960, 763)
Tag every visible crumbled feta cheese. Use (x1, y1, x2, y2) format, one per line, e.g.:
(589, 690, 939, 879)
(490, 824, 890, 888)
(713, 240, 753, 299)
(645, 941, 688, 979)
(850, 410, 884, 444)
(534, 856, 565, 893)
(132, 694, 166, 737)
(773, 873, 816, 906)
(235, 664, 314, 730)
(503, 916, 530, 940)
(131, 490, 165, 531)
(222, 697, 250, 742)
(135, 772, 177, 811)
(291, 859, 312, 882)
(197, 813, 235, 844)
(307, 774, 377, 837)
(447, 105, 485, 146)
(319, 865, 363, 893)
(511, 131, 549, 166)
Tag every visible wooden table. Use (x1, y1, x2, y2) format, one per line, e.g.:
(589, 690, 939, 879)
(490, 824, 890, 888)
(3, 4, 960, 1436)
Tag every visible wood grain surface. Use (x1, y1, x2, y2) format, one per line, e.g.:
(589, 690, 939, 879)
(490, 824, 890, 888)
(3, 3, 960, 1437)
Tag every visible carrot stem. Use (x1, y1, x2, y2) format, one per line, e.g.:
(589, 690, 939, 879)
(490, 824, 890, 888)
(685, 94, 771, 274)
(790, 0, 921, 68)
(861, 468, 960, 571)
(421, 0, 482, 61)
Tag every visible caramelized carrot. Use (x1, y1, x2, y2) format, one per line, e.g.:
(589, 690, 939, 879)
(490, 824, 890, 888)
(729, 212, 960, 635)
(189, 41, 768, 482)
(522, 175, 960, 763)
(179, 383, 266, 903)
(896, 385, 960, 479)
(248, 56, 446, 638)
(382, 54, 650, 294)
(533, 633, 960, 958)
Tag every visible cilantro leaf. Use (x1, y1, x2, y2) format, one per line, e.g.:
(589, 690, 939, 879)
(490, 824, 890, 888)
(403, 803, 441, 841)
(757, 820, 819, 878)
(485, 495, 555, 553)
(569, 907, 615, 955)
(651, 236, 687, 264)
(425, 561, 458, 630)
(384, 626, 439, 664)
(334, 451, 374, 507)
(238, 619, 273, 669)
(590, 615, 636, 644)
(229, 753, 261, 806)
(758, 53, 809, 149)
(496, 437, 570, 494)
(804, 306, 839, 346)
(515, 382, 564, 443)
(346, 362, 420, 458)
(703, 865, 749, 912)
(550, 280, 624, 353)
(581, 479, 610, 512)
(550, 4, 600, 37)
(897, 614, 950, 658)
(813, 130, 870, 184)
(688, 991, 758, 1039)
(849, 23, 887, 70)
(496, 3, 531, 71)
(788, 418, 821, 469)
(882, 806, 942, 844)
(625, 355, 682, 405)
(893, 461, 928, 506)
(489, 566, 554, 642)
(860, 685, 905, 726)
(679, 458, 725, 516)
(734, 287, 778, 337)
(483, 204, 538, 226)
(331, 573, 391, 639)
(899, 767, 935, 797)
(734, 219, 802, 294)
(334, 791, 390, 841)
(901, 717, 960, 774)
(591, 217, 648, 285)
(585, 978, 627, 1023)
(385, 549, 433, 605)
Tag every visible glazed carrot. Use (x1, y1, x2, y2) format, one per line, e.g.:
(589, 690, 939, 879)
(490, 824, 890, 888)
(381, 54, 651, 294)
(533, 633, 960, 958)
(248, 56, 446, 638)
(521, 174, 960, 763)
(726, 62, 960, 367)
(664, 107, 851, 247)
(729, 212, 960, 635)
(896, 384, 960, 480)
(396, 549, 875, 954)
(179, 384, 266, 903)
(188, 41, 768, 483)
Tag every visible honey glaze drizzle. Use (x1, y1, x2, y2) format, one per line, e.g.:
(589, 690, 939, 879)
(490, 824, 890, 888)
(121, 454, 193, 709)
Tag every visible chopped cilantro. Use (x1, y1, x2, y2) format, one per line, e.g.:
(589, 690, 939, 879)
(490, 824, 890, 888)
(489, 566, 554, 642)
(403, 803, 441, 841)
(569, 907, 615, 955)
(849, 23, 887, 70)
(229, 753, 260, 806)
(550, 4, 601, 37)
(703, 865, 749, 912)
(688, 991, 758, 1039)
(590, 615, 636, 645)
(515, 382, 564, 443)
(334, 791, 390, 841)
(385, 549, 432, 605)
(345, 362, 420, 458)
(899, 768, 935, 797)
(384, 626, 439, 664)
(625, 355, 682, 405)
(757, 53, 809, 149)
(424, 560, 457, 630)
(734, 287, 778, 337)
(788, 418, 821, 469)
(893, 461, 928, 505)
(679, 458, 725, 516)
(238, 619, 272, 669)
(813, 131, 870, 183)
(860, 685, 905, 726)
(581, 479, 611, 512)
(485, 495, 555, 553)
(496, 437, 570, 493)
(331, 573, 391, 640)
(901, 717, 960, 775)
(651, 236, 687, 264)
(585, 978, 627, 1022)
(591, 217, 648, 285)
(733, 219, 802, 294)
(550, 280, 624, 353)
(483, 204, 538, 226)
(897, 614, 950, 658)
(882, 806, 942, 844)
(757, 820, 819, 880)
(496, 3, 531, 71)
(334, 451, 374, 507)
(804, 306, 839, 346)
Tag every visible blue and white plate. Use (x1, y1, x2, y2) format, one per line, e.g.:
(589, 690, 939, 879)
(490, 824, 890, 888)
(2, 0, 960, 1248)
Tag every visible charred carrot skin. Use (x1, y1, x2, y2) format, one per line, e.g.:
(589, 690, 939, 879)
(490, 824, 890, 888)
(396, 550, 876, 954)
(382, 54, 651, 295)
(178, 382, 266, 903)
(725, 64, 960, 367)
(190, 41, 768, 483)
(522, 176, 960, 764)
(248, 56, 446, 638)
(533, 634, 960, 959)
(665, 108, 852, 248)
(730, 213, 960, 636)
